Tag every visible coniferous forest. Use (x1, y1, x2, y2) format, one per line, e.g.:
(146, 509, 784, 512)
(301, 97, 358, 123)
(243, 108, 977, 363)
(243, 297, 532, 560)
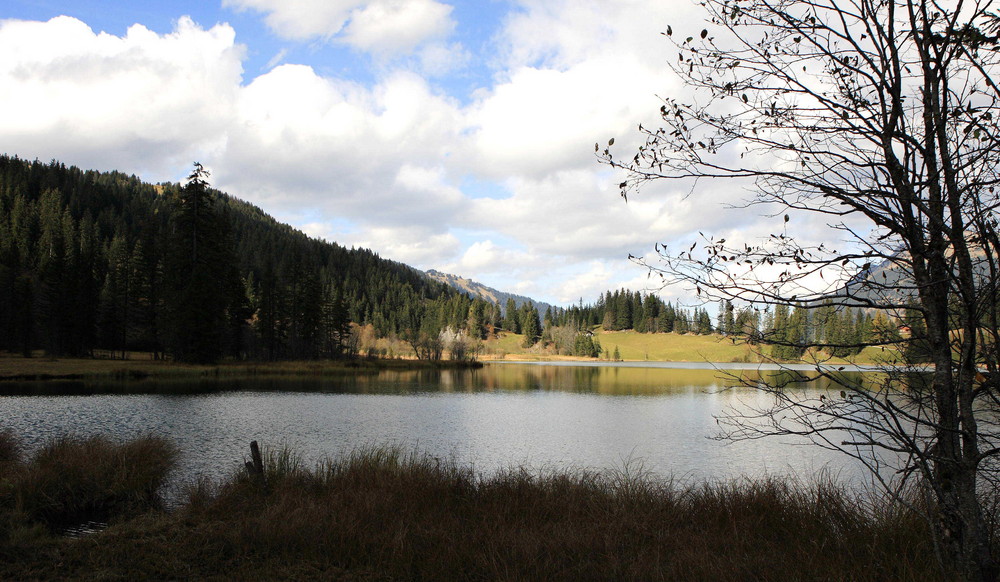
(0, 156, 893, 365)
(0, 156, 513, 363)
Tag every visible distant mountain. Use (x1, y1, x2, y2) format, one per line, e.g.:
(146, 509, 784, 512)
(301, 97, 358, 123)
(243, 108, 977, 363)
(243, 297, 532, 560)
(424, 269, 556, 316)
(834, 245, 993, 309)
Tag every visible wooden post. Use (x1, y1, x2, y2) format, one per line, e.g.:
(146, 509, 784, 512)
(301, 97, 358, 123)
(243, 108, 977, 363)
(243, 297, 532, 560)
(245, 440, 266, 491)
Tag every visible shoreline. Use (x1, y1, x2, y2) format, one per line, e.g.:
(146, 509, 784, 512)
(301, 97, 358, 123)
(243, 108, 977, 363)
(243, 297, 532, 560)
(490, 358, 890, 373)
(0, 352, 900, 385)
(0, 353, 483, 383)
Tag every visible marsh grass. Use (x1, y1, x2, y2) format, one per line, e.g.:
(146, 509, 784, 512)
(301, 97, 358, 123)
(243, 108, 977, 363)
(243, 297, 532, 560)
(2, 434, 176, 530)
(0, 429, 20, 472)
(0, 439, 968, 581)
(163, 446, 946, 580)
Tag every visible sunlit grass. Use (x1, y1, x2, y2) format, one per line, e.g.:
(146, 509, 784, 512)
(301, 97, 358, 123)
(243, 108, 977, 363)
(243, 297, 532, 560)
(483, 330, 901, 365)
(596, 330, 758, 362)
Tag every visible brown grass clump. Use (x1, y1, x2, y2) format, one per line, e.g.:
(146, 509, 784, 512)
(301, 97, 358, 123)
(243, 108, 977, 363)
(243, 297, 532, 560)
(0, 429, 21, 474)
(0, 441, 961, 581)
(5, 434, 176, 530)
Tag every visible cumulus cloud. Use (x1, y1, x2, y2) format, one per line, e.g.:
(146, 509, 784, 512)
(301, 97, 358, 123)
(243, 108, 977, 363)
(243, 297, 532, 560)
(349, 225, 462, 266)
(464, 57, 667, 179)
(0, 2, 776, 307)
(341, 0, 454, 55)
(496, 0, 700, 70)
(215, 65, 467, 233)
(0, 15, 243, 176)
(222, 0, 359, 40)
(223, 0, 455, 56)
(464, 171, 632, 256)
(447, 0, 730, 285)
(455, 240, 506, 272)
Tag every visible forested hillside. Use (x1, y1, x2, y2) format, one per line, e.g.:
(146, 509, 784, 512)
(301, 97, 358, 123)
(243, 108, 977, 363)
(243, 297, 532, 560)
(0, 156, 510, 362)
(0, 156, 904, 364)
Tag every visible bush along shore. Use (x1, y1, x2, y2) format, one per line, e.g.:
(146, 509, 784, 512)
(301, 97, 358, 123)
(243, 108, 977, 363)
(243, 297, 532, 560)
(0, 431, 967, 581)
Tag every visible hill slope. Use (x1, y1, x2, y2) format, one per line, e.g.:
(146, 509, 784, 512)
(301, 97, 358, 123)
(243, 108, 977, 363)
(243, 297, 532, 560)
(0, 156, 481, 360)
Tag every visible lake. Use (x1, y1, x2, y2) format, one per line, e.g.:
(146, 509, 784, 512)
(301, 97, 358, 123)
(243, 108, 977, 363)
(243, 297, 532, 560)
(0, 362, 878, 496)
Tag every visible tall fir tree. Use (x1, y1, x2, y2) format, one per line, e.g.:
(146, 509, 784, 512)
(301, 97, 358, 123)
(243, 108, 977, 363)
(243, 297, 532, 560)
(162, 163, 238, 364)
(503, 297, 520, 333)
(520, 303, 542, 347)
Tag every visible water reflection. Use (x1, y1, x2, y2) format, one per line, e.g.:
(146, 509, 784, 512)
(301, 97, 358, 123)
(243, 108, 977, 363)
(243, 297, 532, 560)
(0, 363, 876, 494)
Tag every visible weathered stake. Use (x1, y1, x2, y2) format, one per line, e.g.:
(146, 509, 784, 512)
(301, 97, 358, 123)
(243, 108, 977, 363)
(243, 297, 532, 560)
(245, 440, 266, 491)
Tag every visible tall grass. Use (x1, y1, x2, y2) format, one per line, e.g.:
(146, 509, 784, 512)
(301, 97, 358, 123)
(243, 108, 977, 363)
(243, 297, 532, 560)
(0, 429, 20, 473)
(2, 434, 176, 529)
(165, 445, 945, 581)
(0, 439, 968, 580)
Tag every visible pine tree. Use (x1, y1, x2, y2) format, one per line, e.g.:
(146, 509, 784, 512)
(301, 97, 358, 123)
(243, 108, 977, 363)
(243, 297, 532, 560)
(504, 297, 520, 333)
(162, 163, 238, 364)
(98, 231, 131, 358)
(602, 310, 615, 331)
(520, 303, 541, 347)
(658, 302, 676, 333)
(36, 189, 70, 355)
(903, 304, 933, 364)
(770, 304, 799, 360)
(723, 300, 736, 336)
(321, 284, 351, 358)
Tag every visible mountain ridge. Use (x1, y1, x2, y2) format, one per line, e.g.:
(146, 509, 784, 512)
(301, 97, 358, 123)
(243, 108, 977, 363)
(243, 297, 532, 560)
(424, 269, 555, 316)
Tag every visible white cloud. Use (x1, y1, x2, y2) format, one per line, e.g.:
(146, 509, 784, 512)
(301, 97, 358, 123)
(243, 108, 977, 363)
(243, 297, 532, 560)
(223, 0, 455, 56)
(0, 16, 243, 176)
(216, 65, 467, 231)
(222, 0, 360, 40)
(264, 48, 290, 70)
(456, 240, 504, 271)
(351, 226, 462, 266)
(395, 164, 463, 207)
(342, 0, 454, 55)
(463, 170, 677, 260)
(0, 3, 778, 308)
(465, 58, 667, 179)
(558, 261, 618, 303)
(496, 0, 700, 70)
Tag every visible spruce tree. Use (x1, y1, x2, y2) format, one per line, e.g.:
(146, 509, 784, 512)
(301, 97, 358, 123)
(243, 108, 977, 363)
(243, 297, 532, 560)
(162, 163, 237, 364)
(723, 300, 736, 336)
(504, 297, 520, 333)
(520, 304, 541, 348)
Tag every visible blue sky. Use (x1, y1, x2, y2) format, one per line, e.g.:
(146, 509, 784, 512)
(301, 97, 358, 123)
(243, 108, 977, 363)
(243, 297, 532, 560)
(0, 0, 780, 306)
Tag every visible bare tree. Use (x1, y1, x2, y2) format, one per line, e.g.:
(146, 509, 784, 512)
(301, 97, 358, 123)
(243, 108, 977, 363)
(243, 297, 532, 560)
(601, 1, 1000, 579)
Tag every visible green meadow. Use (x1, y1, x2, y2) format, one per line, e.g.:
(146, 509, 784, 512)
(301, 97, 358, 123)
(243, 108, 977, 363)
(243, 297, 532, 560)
(484, 330, 897, 365)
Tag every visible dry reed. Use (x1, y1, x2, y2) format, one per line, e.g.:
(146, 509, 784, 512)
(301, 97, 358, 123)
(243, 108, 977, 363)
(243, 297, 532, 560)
(0, 439, 966, 581)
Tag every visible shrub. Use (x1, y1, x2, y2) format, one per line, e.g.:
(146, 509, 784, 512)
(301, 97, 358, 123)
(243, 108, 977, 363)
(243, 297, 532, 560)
(13, 434, 176, 529)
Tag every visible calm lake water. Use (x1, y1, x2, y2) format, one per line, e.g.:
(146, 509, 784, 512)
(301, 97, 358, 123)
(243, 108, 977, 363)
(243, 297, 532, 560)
(0, 362, 876, 493)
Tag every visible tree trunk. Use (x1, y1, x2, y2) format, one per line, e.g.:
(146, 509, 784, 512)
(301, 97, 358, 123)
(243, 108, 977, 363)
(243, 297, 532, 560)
(935, 466, 996, 581)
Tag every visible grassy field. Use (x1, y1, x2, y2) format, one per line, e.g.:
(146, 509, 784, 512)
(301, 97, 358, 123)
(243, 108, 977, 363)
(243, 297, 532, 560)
(484, 330, 899, 365)
(0, 433, 955, 581)
(593, 330, 757, 362)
